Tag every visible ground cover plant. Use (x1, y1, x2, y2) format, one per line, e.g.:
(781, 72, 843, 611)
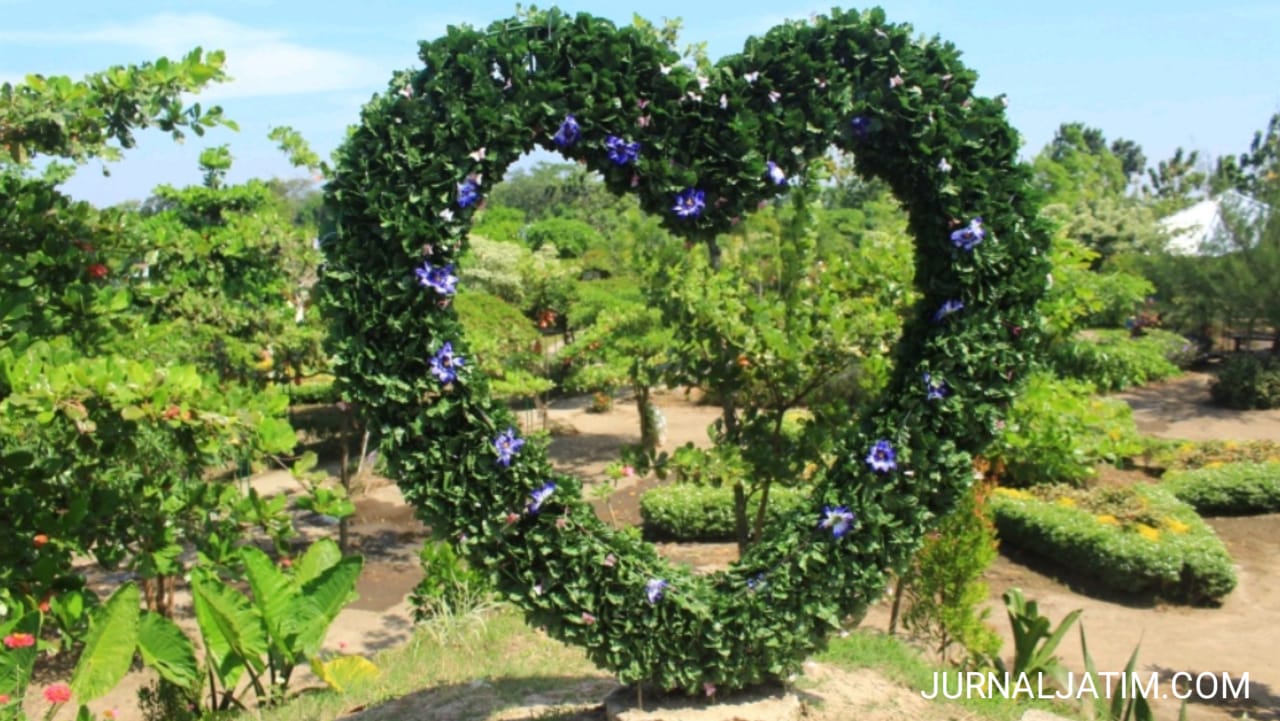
(321, 6, 1052, 694)
(1161, 462, 1280, 515)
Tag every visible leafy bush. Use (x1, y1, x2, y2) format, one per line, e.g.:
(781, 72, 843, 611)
(1148, 438, 1280, 471)
(1161, 462, 1280, 515)
(989, 484, 1236, 604)
(1049, 329, 1192, 392)
(566, 276, 646, 329)
(524, 217, 602, 258)
(640, 483, 809, 541)
(286, 378, 340, 405)
(410, 539, 490, 623)
(897, 484, 1001, 666)
(986, 371, 1144, 487)
(1210, 353, 1280, 409)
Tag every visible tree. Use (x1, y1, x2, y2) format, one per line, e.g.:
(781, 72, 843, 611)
(1145, 147, 1206, 216)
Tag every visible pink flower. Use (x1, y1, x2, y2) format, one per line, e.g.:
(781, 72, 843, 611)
(3, 632, 35, 649)
(0, 693, 10, 704)
(43, 682, 72, 704)
(704, 682, 717, 697)
(602, 554, 617, 567)
(889, 75, 904, 89)
(622, 465, 635, 477)
(104, 709, 119, 720)
(581, 612, 596, 625)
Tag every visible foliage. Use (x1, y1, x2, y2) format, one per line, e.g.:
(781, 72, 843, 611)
(0, 48, 235, 168)
(1049, 329, 1191, 392)
(989, 485, 1237, 603)
(566, 276, 646, 329)
(986, 371, 1144, 487)
(1079, 627, 1160, 721)
(409, 539, 491, 623)
(454, 290, 551, 402)
(322, 7, 1052, 693)
(1210, 353, 1280, 409)
(524, 216, 601, 258)
(639, 483, 809, 541)
(1161, 462, 1280, 515)
(992, 588, 1080, 690)
(898, 484, 1001, 666)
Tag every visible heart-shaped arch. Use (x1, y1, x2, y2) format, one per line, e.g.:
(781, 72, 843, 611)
(321, 7, 1051, 694)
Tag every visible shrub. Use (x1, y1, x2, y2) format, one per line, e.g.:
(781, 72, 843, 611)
(286, 378, 340, 405)
(524, 217, 602, 258)
(640, 483, 809, 542)
(1161, 462, 1280, 515)
(1210, 353, 1280, 409)
(1147, 438, 1280, 471)
(989, 484, 1236, 604)
(1049, 328, 1192, 391)
(986, 371, 1144, 487)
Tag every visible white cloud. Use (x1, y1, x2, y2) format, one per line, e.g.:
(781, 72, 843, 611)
(0, 13, 381, 99)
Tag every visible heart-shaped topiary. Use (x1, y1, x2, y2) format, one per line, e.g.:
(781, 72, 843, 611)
(321, 6, 1051, 694)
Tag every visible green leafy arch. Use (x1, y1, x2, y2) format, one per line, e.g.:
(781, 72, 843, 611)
(322, 7, 1051, 693)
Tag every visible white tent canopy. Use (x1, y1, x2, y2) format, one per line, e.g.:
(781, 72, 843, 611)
(1160, 190, 1268, 256)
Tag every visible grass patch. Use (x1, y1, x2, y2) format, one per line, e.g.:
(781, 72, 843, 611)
(819, 630, 1080, 721)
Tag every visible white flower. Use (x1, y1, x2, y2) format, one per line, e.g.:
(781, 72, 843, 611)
(937, 158, 951, 173)
(469, 147, 486, 161)
(697, 75, 709, 91)
(439, 209, 455, 222)
(719, 94, 728, 109)
(768, 90, 781, 104)
(743, 71, 759, 83)
(399, 85, 413, 98)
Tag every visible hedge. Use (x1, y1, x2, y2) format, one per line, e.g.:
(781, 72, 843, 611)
(1048, 328, 1192, 392)
(1161, 462, 1280, 516)
(640, 483, 809, 542)
(989, 484, 1236, 604)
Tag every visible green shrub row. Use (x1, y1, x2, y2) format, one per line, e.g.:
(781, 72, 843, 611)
(1049, 328, 1192, 392)
(639, 483, 809, 542)
(1144, 438, 1280, 471)
(285, 378, 340, 405)
(989, 484, 1236, 604)
(1211, 353, 1280, 410)
(1161, 462, 1280, 515)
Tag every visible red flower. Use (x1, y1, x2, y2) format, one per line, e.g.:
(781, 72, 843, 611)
(0, 693, 10, 704)
(87, 263, 109, 279)
(3, 632, 35, 649)
(33, 533, 49, 548)
(43, 682, 72, 704)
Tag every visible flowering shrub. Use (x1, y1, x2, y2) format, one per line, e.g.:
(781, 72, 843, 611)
(321, 7, 1052, 693)
(1148, 438, 1280, 471)
(989, 485, 1236, 603)
(1161, 462, 1280, 515)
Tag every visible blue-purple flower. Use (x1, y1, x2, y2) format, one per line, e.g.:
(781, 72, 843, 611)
(527, 481, 555, 514)
(605, 135, 641, 165)
(865, 440, 897, 473)
(430, 342, 465, 384)
(493, 427, 525, 467)
(923, 372, 949, 401)
(672, 188, 706, 219)
(645, 578, 668, 604)
(415, 262, 457, 296)
(850, 115, 870, 138)
(746, 573, 767, 591)
(766, 161, 787, 186)
(552, 114, 580, 148)
(819, 505, 856, 538)
(932, 299, 964, 322)
(950, 217, 985, 251)
(457, 177, 481, 208)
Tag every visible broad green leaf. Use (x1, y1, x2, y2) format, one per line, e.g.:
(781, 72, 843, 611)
(70, 583, 140, 703)
(294, 537, 341, 587)
(240, 546, 300, 662)
(138, 612, 200, 689)
(293, 555, 363, 657)
(191, 571, 268, 679)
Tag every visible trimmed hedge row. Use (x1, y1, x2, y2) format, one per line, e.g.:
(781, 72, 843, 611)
(1146, 438, 1280, 472)
(1161, 462, 1280, 516)
(640, 484, 809, 542)
(989, 484, 1236, 604)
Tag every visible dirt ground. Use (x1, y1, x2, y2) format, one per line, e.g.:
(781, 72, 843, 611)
(55, 377, 1280, 721)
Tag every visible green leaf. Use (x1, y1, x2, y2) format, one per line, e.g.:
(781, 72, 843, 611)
(138, 612, 200, 689)
(292, 555, 364, 657)
(310, 655, 379, 693)
(0, 611, 42, 697)
(191, 571, 268, 679)
(70, 582, 140, 703)
(294, 537, 341, 586)
(240, 546, 300, 662)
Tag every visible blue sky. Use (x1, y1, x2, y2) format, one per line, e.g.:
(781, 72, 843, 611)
(2, 0, 1277, 207)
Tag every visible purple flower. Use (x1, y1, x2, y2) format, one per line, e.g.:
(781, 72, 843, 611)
(552, 114, 580, 148)
(527, 481, 555, 514)
(430, 342, 465, 384)
(746, 573, 766, 591)
(672, 188, 706, 219)
(457, 177, 481, 208)
(923, 372, 948, 401)
(645, 578, 668, 604)
(415, 262, 457, 296)
(865, 440, 897, 473)
(493, 427, 525, 467)
(950, 217, 985, 251)
(932, 299, 964, 322)
(765, 161, 786, 186)
(604, 135, 641, 165)
(819, 505, 856, 538)
(850, 115, 870, 138)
